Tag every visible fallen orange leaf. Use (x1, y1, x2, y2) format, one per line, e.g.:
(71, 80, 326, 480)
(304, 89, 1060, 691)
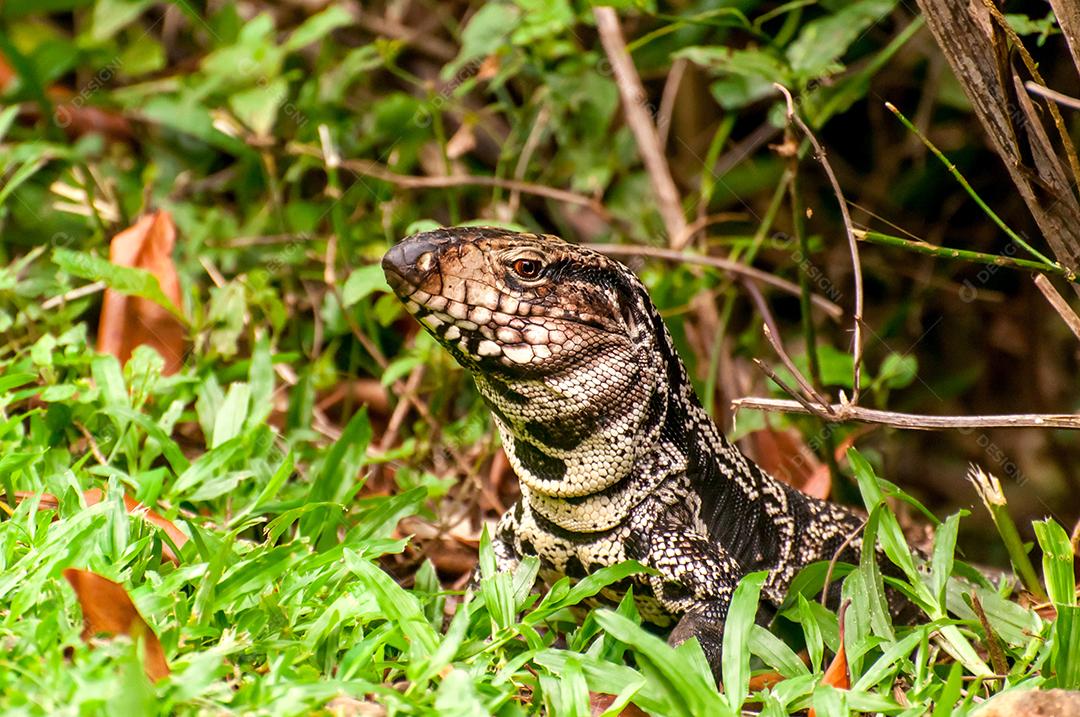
(63, 568, 170, 681)
(747, 670, 787, 692)
(97, 210, 186, 374)
(16, 489, 187, 564)
(808, 599, 851, 717)
(83, 488, 188, 564)
(751, 427, 832, 500)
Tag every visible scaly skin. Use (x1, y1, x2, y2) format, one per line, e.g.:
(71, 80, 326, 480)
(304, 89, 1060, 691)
(382, 226, 876, 676)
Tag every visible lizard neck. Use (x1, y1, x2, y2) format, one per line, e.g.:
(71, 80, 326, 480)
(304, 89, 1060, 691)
(478, 314, 705, 531)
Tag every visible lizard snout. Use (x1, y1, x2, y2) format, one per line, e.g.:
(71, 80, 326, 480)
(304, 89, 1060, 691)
(382, 235, 441, 292)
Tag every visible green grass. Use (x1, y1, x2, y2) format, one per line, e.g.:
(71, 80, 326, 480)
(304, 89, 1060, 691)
(0, 337, 1070, 713)
(2, 1, 1077, 713)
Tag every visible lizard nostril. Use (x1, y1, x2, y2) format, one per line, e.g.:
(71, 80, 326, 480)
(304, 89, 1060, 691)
(415, 251, 435, 273)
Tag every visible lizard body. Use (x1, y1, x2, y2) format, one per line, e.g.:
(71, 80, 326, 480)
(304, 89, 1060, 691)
(382, 226, 876, 673)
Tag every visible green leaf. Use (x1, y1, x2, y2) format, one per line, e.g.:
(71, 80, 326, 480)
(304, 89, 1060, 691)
(284, 5, 353, 51)
(342, 264, 391, 307)
(1035, 519, 1075, 606)
(878, 352, 918, 390)
(594, 610, 730, 716)
(723, 570, 767, 709)
(930, 662, 963, 717)
(90, 0, 153, 41)
(229, 77, 288, 137)
(929, 512, 961, 610)
(53, 248, 183, 320)
(446, 3, 521, 77)
(797, 593, 825, 671)
(786, 0, 896, 79)
(212, 382, 250, 448)
(750, 624, 810, 678)
(344, 550, 438, 659)
(300, 408, 372, 544)
(849, 449, 921, 589)
(1050, 605, 1080, 689)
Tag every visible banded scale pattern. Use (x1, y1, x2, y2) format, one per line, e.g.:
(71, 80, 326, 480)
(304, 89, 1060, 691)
(382, 226, 880, 677)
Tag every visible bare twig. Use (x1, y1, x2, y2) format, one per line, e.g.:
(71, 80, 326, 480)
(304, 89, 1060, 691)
(594, 6, 690, 248)
(969, 591, 1009, 676)
(507, 105, 551, 218)
(41, 281, 106, 310)
(657, 57, 687, 149)
(1034, 274, 1080, 343)
(1048, 0, 1080, 78)
(751, 359, 832, 420)
(822, 519, 867, 607)
(1024, 81, 1080, 112)
(353, 3, 457, 61)
(378, 364, 426, 453)
(582, 243, 844, 318)
(731, 396, 1080, 430)
(288, 143, 613, 221)
(742, 278, 835, 414)
(775, 84, 865, 402)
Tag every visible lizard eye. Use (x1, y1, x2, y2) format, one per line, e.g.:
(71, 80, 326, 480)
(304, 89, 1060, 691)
(511, 258, 544, 279)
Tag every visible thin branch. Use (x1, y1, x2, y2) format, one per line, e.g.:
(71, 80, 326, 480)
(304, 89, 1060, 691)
(884, 105, 1059, 267)
(507, 105, 551, 218)
(751, 358, 833, 420)
(742, 278, 835, 414)
(594, 6, 690, 248)
(856, 229, 1071, 278)
(353, 4, 457, 61)
(776, 84, 865, 402)
(1024, 81, 1080, 112)
(287, 143, 613, 221)
(822, 518, 867, 608)
(657, 57, 687, 149)
(41, 280, 106, 310)
(582, 243, 844, 318)
(1034, 274, 1080, 343)
(731, 396, 1080, 430)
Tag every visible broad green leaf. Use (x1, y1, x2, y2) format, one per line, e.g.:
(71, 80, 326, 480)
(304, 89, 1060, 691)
(342, 264, 391, 307)
(284, 5, 352, 51)
(212, 382, 250, 448)
(345, 550, 438, 658)
(1035, 519, 1075, 606)
(53, 248, 183, 319)
(723, 570, 767, 709)
(787, 0, 896, 78)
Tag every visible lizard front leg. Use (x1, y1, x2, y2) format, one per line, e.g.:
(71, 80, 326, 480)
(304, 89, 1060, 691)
(628, 522, 746, 682)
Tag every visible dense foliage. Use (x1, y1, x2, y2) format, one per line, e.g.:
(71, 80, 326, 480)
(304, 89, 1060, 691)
(2, 1, 1079, 714)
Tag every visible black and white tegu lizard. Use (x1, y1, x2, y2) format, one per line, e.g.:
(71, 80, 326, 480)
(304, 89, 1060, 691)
(382, 226, 878, 675)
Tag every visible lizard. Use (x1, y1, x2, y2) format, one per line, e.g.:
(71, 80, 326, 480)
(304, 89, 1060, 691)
(382, 225, 889, 677)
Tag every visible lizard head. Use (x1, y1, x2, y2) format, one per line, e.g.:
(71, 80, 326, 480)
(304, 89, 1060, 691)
(382, 226, 678, 500)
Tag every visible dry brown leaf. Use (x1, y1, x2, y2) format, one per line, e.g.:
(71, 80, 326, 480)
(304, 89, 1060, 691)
(750, 427, 832, 500)
(747, 670, 787, 692)
(83, 489, 188, 564)
(16, 489, 187, 564)
(588, 693, 649, 716)
(97, 210, 186, 374)
(63, 568, 170, 681)
(0, 54, 133, 140)
(476, 54, 500, 81)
